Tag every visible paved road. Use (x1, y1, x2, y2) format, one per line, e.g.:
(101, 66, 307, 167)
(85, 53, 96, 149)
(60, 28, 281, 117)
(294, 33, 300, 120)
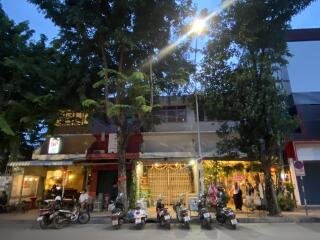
(1, 220, 320, 240)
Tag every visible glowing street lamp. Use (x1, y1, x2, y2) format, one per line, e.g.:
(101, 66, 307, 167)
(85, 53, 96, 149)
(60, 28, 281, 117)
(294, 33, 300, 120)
(191, 18, 206, 35)
(191, 17, 207, 196)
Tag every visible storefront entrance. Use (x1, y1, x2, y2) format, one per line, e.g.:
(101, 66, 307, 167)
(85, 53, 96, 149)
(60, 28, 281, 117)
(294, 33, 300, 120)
(97, 171, 118, 201)
(145, 163, 194, 205)
(297, 161, 320, 205)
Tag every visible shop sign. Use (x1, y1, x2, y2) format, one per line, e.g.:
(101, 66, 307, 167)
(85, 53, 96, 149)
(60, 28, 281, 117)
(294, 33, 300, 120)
(294, 160, 306, 177)
(188, 197, 199, 211)
(0, 176, 12, 192)
(108, 133, 117, 153)
(233, 175, 244, 181)
(48, 137, 62, 154)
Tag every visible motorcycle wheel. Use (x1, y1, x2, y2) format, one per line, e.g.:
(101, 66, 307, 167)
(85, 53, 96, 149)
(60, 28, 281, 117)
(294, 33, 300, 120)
(136, 223, 142, 230)
(184, 221, 190, 230)
(227, 218, 237, 230)
(53, 214, 67, 229)
(39, 217, 50, 229)
(206, 218, 212, 230)
(113, 224, 120, 230)
(78, 212, 90, 224)
(166, 221, 171, 230)
(201, 219, 206, 228)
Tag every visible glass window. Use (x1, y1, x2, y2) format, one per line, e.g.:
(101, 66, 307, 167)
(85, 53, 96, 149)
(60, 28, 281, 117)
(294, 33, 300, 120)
(152, 106, 186, 123)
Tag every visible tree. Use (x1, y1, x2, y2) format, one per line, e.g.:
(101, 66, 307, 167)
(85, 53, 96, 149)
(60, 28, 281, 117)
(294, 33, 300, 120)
(30, 0, 194, 207)
(0, 4, 63, 172)
(200, 0, 314, 215)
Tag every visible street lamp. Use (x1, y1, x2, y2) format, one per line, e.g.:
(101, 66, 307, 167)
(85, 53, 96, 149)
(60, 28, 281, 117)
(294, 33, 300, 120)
(192, 17, 207, 195)
(191, 19, 206, 35)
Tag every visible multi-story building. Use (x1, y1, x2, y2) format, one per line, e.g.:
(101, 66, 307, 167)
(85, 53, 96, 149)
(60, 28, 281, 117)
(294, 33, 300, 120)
(7, 96, 266, 208)
(284, 28, 320, 206)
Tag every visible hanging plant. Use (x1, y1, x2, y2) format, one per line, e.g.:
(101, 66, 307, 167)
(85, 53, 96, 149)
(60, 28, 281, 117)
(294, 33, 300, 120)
(222, 165, 233, 176)
(233, 163, 244, 171)
(246, 161, 263, 172)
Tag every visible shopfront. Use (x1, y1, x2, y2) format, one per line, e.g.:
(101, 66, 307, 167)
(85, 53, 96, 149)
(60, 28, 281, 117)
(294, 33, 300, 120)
(287, 141, 320, 205)
(202, 160, 292, 209)
(135, 159, 198, 205)
(7, 161, 87, 203)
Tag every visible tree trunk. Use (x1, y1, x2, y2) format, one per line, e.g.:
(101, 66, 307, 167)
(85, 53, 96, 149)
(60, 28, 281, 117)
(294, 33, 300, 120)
(0, 148, 9, 174)
(262, 154, 281, 216)
(117, 127, 128, 210)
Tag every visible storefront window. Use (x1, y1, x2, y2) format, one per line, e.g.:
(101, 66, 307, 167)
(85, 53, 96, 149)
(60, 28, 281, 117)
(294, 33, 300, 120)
(153, 106, 187, 123)
(10, 175, 39, 200)
(21, 176, 39, 197)
(45, 167, 84, 199)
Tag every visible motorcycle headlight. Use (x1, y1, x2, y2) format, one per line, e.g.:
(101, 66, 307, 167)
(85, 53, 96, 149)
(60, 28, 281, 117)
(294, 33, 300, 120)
(228, 212, 235, 217)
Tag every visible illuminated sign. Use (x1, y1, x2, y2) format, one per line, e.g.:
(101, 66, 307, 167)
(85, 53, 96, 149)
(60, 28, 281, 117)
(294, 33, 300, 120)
(48, 137, 62, 154)
(108, 133, 117, 153)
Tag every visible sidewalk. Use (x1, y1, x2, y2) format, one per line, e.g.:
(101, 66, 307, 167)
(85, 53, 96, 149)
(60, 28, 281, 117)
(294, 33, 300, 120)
(1, 208, 320, 224)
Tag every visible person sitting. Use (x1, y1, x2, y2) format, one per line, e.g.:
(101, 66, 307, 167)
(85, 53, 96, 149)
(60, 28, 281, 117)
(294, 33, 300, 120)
(0, 191, 8, 213)
(79, 189, 89, 211)
(156, 195, 164, 220)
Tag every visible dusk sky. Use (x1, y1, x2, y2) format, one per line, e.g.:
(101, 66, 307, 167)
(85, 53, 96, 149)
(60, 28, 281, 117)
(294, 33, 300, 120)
(2, 0, 320, 92)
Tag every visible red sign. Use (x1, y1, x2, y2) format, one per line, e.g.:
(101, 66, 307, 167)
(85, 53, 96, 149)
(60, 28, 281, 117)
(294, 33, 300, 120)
(233, 175, 244, 181)
(118, 176, 127, 182)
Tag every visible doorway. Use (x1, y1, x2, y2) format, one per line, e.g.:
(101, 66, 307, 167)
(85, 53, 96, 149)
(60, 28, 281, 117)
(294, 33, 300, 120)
(97, 171, 118, 201)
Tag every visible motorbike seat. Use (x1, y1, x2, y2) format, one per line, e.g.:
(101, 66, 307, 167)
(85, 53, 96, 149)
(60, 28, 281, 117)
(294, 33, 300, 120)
(58, 210, 71, 213)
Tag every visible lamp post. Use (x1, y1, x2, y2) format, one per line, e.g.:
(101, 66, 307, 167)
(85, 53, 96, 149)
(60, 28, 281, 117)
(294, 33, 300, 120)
(191, 18, 206, 195)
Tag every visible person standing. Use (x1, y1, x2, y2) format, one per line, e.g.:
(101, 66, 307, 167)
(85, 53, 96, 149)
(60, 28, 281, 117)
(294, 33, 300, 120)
(217, 185, 227, 207)
(0, 191, 8, 213)
(208, 181, 218, 206)
(233, 182, 243, 211)
(245, 180, 254, 210)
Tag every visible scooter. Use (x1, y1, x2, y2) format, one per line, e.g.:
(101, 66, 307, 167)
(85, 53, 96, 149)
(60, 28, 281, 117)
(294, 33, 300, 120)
(156, 198, 171, 229)
(215, 200, 237, 229)
(111, 193, 126, 229)
(52, 201, 90, 229)
(197, 195, 212, 229)
(36, 200, 58, 229)
(133, 199, 147, 229)
(173, 196, 190, 229)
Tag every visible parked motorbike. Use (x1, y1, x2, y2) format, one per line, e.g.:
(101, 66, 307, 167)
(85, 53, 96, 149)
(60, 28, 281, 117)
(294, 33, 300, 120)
(215, 200, 237, 229)
(156, 198, 171, 229)
(111, 193, 126, 229)
(52, 201, 90, 229)
(173, 196, 190, 229)
(37, 196, 62, 229)
(133, 199, 147, 229)
(36, 200, 58, 229)
(197, 195, 212, 229)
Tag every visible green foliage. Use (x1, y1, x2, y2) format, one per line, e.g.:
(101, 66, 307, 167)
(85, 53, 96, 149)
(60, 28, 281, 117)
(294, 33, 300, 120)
(277, 183, 296, 211)
(0, 115, 15, 136)
(246, 162, 263, 172)
(81, 99, 100, 109)
(29, 0, 194, 207)
(0, 4, 65, 171)
(201, 0, 314, 215)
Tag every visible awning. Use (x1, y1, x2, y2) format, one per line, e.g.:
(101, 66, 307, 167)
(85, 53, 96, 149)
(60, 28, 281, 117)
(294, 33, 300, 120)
(7, 160, 75, 167)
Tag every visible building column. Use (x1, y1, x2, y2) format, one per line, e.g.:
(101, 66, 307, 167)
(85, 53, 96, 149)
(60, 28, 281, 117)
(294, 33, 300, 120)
(193, 162, 199, 195)
(288, 158, 302, 206)
(136, 161, 143, 199)
(89, 168, 98, 197)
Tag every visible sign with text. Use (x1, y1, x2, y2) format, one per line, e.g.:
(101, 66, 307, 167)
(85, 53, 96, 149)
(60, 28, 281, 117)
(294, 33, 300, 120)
(48, 137, 62, 154)
(188, 197, 198, 211)
(294, 160, 306, 177)
(108, 133, 117, 153)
